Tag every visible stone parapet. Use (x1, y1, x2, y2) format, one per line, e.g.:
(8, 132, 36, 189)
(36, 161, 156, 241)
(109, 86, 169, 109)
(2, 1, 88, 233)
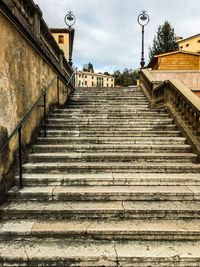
(139, 69, 200, 159)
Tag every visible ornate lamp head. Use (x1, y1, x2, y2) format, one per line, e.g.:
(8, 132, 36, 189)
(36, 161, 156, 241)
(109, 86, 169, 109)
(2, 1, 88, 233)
(64, 11, 76, 28)
(138, 11, 150, 27)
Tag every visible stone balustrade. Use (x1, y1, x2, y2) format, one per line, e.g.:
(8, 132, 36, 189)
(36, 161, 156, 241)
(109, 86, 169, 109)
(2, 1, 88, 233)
(139, 69, 200, 158)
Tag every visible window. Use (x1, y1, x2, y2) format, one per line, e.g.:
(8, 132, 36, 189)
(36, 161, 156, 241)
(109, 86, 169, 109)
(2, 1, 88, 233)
(85, 81, 87, 85)
(58, 35, 64, 44)
(85, 75, 87, 78)
(92, 82, 94, 86)
(186, 44, 189, 47)
(198, 40, 200, 43)
(180, 46, 183, 49)
(92, 76, 94, 79)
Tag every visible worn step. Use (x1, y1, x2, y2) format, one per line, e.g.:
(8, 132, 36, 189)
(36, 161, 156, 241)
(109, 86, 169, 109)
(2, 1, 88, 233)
(41, 130, 182, 137)
(48, 117, 173, 123)
(69, 99, 149, 103)
(15, 173, 200, 186)
(45, 125, 177, 132)
(3, 240, 200, 267)
(50, 114, 171, 120)
(1, 200, 200, 220)
(59, 109, 158, 114)
(54, 108, 166, 113)
(36, 136, 187, 145)
(28, 152, 197, 163)
(32, 144, 192, 153)
(8, 185, 200, 201)
(21, 162, 200, 174)
(46, 122, 176, 128)
(1, 219, 200, 241)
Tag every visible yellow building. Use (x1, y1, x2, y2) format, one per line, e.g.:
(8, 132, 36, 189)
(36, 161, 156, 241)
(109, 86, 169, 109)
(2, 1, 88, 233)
(75, 71, 115, 88)
(50, 28, 75, 62)
(178, 33, 200, 53)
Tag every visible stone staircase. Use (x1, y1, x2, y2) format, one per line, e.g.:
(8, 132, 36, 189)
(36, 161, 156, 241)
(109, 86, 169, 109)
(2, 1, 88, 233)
(0, 86, 200, 266)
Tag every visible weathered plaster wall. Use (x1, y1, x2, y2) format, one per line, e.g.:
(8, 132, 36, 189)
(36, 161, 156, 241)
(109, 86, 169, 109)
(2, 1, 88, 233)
(0, 12, 69, 197)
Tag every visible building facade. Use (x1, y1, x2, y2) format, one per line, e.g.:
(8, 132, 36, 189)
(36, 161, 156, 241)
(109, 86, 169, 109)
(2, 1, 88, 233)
(177, 33, 200, 54)
(147, 51, 200, 70)
(50, 28, 75, 62)
(75, 71, 115, 88)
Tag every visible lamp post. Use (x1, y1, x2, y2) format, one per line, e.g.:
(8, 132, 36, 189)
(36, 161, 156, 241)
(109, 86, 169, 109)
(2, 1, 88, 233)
(137, 11, 150, 68)
(64, 11, 76, 67)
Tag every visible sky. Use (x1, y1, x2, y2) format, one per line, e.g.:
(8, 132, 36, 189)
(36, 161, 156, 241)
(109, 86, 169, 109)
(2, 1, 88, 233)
(34, 0, 200, 73)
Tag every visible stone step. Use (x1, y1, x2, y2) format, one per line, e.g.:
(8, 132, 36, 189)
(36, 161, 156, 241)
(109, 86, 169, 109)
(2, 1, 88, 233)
(1, 200, 200, 220)
(28, 152, 197, 163)
(15, 173, 200, 186)
(36, 136, 187, 145)
(45, 125, 177, 131)
(40, 130, 181, 137)
(68, 103, 149, 107)
(70, 98, 148, 102)
(21, 162, 200, 173)
(1, 219, 200, 241)
(8, 185, 200, 201)
(70, 98, 147, 102)
(51, 114, 170, 120)
(53, 110, 167, 116)
(54, 108, 165, 113)
(64, 108, 154, 113)
(47, 119, 174, 125)
(2, 240, 200, 267)
(32, 144, 192, 153)
(50, 114, 171, 119)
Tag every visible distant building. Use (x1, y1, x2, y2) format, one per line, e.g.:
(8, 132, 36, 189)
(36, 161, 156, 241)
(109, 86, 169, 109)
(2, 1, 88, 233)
(75, 71, 115, 88)
(50, 28, 75, 61)
(177, 33, 200, 54)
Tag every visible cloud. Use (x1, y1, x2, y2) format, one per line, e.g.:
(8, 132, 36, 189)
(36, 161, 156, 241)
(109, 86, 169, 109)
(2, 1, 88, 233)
(34, 0, 200, 72)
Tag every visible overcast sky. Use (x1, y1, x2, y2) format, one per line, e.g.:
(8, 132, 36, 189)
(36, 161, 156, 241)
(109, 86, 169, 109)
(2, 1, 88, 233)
(34, 0, 200, 73)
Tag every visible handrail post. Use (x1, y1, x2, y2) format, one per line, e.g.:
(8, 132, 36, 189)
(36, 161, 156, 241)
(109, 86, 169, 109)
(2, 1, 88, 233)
(57, 77, 60, 108)
(18, 126, 23, 189)
(44, 93, 47, 137)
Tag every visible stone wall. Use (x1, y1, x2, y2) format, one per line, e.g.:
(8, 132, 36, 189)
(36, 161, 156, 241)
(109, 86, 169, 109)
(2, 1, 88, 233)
(0, 2, 73, 201)
(149, 70, 200, 97)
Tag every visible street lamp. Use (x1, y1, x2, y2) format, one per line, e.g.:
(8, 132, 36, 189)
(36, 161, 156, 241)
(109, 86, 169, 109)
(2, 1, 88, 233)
(137, 11, 150, 68)
(64, 11, 76, 66)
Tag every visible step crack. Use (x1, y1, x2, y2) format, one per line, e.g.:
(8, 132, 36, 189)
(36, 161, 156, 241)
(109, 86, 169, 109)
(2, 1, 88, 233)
(24, 246, 30, 267)
(114, 242, 120, 267)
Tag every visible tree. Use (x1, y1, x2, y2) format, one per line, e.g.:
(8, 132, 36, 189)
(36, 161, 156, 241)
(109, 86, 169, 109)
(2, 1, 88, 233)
(113, 69, 139, 87)
(104, 72, 110, 76)
(83, 62, 94, 72)
(149, 21, 179, 60)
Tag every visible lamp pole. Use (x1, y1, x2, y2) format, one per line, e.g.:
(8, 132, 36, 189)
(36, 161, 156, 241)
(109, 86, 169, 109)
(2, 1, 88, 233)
(64, 11, 76, 67)
(137, 11, 150, 68)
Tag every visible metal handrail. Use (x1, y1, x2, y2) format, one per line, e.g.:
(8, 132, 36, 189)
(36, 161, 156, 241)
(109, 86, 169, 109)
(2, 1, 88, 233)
(66, 68, 77, 88)
(0, 74, 74, 188)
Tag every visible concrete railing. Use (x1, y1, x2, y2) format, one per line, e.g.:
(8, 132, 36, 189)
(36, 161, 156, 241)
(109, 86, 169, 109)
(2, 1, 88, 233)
(139, 69, 200, 158)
